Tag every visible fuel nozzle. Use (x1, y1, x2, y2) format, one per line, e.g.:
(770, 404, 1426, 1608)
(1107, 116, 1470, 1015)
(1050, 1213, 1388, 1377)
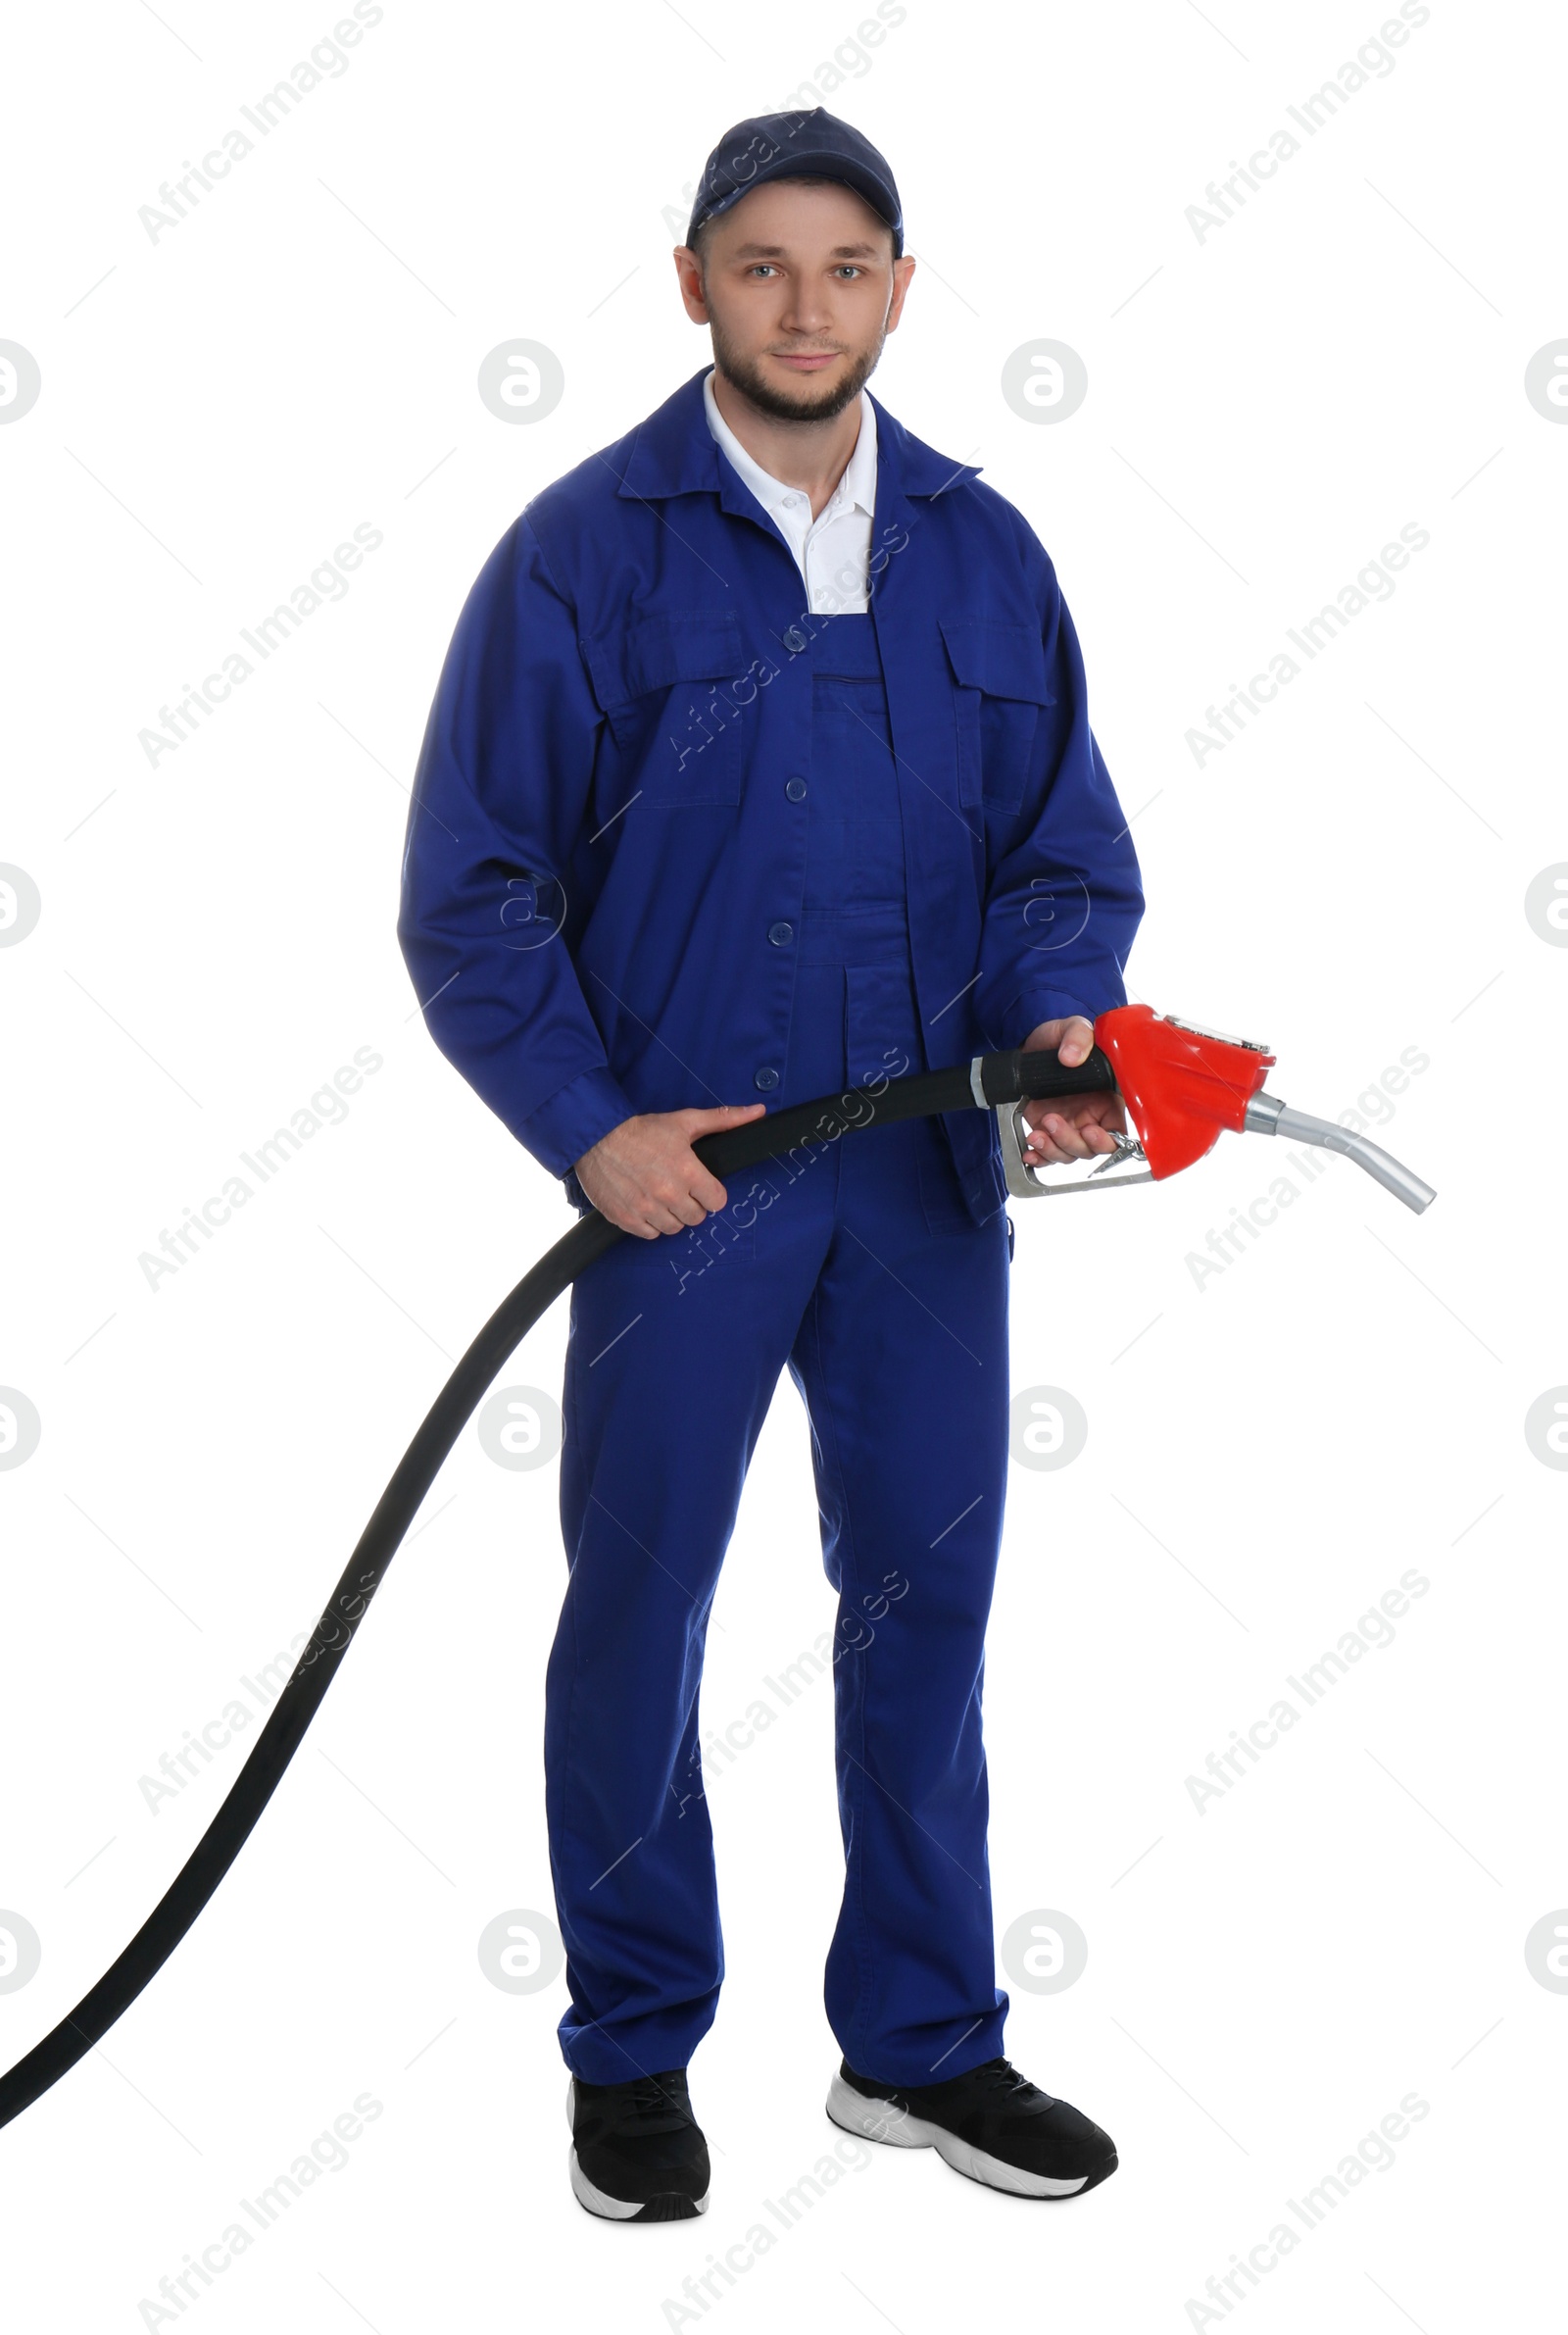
(991, 1005, 1436, 1214)
(1241, 1091, 1436, 1213)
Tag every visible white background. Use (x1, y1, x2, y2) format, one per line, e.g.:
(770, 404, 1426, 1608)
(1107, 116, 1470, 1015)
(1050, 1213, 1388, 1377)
(2, 2, 1564, 2329)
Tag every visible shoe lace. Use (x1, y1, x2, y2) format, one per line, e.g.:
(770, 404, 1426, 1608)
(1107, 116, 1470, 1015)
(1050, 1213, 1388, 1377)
(625, 2074, 687, 2123)
(967, 2056, 1046, 2105)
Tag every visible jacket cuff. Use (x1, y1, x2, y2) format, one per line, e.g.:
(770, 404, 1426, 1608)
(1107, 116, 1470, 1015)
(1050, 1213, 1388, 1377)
(996, 987, 1102, 1054)
(516, 1065, 636, 1180)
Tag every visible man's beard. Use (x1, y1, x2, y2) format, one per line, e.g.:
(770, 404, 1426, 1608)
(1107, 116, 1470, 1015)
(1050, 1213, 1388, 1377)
(708, 311, 885, 423)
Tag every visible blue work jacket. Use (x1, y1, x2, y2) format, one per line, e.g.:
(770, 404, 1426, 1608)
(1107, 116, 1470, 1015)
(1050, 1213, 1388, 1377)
(397, 363, 1145, 1224)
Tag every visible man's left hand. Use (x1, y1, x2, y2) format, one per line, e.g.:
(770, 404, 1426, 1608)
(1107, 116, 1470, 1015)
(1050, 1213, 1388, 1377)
(1017, 1015, 1126, 1167)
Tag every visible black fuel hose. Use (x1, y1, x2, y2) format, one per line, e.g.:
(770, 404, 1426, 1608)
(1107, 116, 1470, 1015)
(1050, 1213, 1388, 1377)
(0, 1039, 1112, 2131)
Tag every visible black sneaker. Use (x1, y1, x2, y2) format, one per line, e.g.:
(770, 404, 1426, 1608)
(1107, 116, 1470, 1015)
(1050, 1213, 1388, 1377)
(827, 2054, 1117, 2199)
(566, 2066, 710, 2221)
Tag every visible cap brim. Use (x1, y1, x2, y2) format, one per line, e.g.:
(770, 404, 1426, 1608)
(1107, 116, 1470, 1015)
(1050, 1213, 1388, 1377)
(706, 151, 898, 237)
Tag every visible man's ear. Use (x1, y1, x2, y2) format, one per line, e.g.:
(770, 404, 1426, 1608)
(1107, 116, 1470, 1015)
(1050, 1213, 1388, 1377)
(885, 254, 917, 331)
(672, 247, 710, 323)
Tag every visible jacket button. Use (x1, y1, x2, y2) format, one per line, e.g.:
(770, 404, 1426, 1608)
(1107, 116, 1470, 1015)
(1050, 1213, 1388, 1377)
(767, 920, 794, 945)
(785, 776, 807, 801)
(783, 627, 807, 652)
(754, 1067, 780, 1091)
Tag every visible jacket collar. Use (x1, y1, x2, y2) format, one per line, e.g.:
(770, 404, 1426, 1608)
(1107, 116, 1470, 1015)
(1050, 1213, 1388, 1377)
(613, 364, 982, 519)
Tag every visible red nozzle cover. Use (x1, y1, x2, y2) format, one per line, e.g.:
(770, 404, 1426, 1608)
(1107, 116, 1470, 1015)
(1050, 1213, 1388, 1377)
(1092, 1005, 1277, 1181)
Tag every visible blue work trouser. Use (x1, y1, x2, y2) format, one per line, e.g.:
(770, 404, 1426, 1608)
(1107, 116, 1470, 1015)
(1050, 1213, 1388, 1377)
(546, 614, 1013, 2087)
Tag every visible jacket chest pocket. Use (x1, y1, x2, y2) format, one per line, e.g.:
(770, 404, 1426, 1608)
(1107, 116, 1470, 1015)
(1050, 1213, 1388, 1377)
(939, 617, 1054, 815)
(582, 609, 749, 806)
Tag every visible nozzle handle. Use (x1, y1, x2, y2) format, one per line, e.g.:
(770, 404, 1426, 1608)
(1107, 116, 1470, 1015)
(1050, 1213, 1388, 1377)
(976, 1044, 1118, 1108)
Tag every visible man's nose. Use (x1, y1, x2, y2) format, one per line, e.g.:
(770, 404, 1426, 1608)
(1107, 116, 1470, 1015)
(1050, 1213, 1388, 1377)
(779, 295, 836, 333)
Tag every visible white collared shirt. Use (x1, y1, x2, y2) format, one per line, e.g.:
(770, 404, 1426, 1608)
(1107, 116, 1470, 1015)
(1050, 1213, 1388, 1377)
(702, 365, 877, 615)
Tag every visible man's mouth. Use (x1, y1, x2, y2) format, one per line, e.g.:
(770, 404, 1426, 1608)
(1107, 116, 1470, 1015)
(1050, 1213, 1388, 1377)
(771, 351, 841, 372)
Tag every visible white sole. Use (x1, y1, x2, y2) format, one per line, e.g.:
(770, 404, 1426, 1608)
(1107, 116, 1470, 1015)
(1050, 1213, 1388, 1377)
(566, 2076, 710, 2220)
(825, 2070, 1089, 2199)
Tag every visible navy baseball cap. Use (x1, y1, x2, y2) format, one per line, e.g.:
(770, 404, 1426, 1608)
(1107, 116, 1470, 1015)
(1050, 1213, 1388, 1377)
(686, 108, 904, 258)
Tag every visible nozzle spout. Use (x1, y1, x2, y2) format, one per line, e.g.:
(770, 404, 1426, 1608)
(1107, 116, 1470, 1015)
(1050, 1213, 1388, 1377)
(1244, 1092, 1437, 1214)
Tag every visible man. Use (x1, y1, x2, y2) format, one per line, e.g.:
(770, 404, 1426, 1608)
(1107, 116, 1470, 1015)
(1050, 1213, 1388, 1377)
(398, 108, 1144, 2221)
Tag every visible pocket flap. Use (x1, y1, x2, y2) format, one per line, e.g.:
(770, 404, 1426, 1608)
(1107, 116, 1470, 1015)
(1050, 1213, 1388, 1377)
(584, 609, 743, 713)
(939, 617, 1054, 705)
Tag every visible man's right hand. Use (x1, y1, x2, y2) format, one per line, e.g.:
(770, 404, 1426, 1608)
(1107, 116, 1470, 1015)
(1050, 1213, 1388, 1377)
(573, 1103, 769, 1238)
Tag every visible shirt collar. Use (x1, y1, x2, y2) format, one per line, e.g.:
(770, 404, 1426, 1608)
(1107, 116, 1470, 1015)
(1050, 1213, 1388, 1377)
(702, 365, 878, 523)
(611, 364, 982, 514)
